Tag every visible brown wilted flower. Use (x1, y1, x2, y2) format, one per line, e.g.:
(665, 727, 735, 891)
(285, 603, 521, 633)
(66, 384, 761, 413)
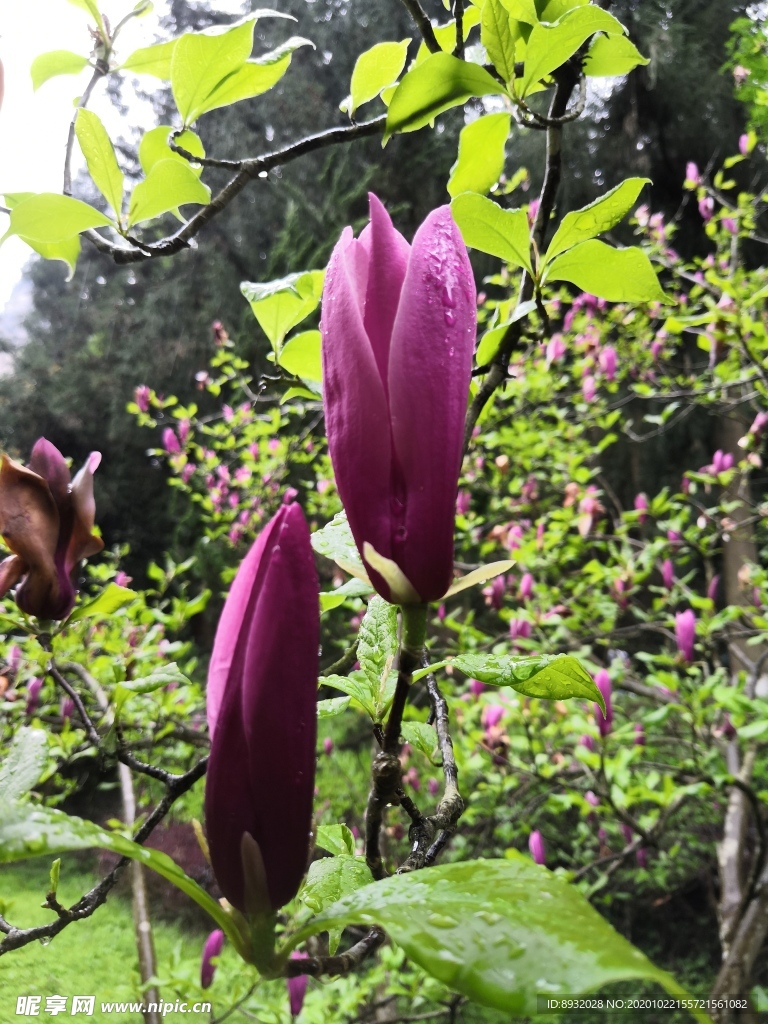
(0, 438, 103, 619)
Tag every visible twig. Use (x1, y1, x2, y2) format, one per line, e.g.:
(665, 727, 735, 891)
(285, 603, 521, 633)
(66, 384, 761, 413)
(400, 0, 440, 52)
(285, 926, 387, 978)
(49, 663, 101, 747)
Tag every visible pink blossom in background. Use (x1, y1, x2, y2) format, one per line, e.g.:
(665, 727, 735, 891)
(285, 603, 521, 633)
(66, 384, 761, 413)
(685, 162, 700, 186)
(287, 953, 309, 1017)
(636, 848, 648, 869)
(546, 334, 567, 365)
(509, 618, 532, 641)
(222, 405, 235, 423)
(181, 463, 195, 484)
(200, 929, 224, 990)
(519, 573, 534, 601)
(323, 738, 333, 756)
(527, 198, 540, 226)
(507, 524, 524, 550)
(488, 574, 506, 610)
(675, 609, 697, 663)
(482, 704, 505, 731)
(437, 603, 446, 621)
(621, 824, 634, 845)
(722, 217, 738, 236)
(469, 679, 486, 698)
(661, 559, 674, 591)
(60, 697, 74, 721)
(536, 520, 545, 548)
(585, 791, 600, 808)
(594, 669, 612, 737)
(749, 411, 768, 438)
(739, 133, 751, 155)
(707, 575, 720, 602)
(667, 530, 682, 546)
(403, 767, 420, 791)
(698, 196, 714, 221)
(7, 645, 21, 674)
(26, 677, 43, 716)
(528, 830, 546, 865)
(733, 65, 749, 84)
(456, 490, 471, 516)
(634, 493, 649, 523)
(598, 345, 617, 381)
(582, 375, 596, 403)
(162, 428, 180, 454)
(283, 487, 299, 504)
(134, 385, 151, 412)
(177, 419, 190, 445)
(428, 778, 440, 797)
(579, 734, 596, 752)
(634, 722, 645, 747)
(115, 571, 133, 588)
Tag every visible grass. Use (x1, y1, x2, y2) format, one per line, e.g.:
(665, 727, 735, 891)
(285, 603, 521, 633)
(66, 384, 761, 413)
(0, 858, 210, 1023)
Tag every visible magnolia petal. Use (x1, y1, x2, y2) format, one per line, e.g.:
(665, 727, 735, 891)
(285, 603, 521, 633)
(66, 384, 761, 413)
(28, 438, 71, 507)
(321, 223, 394, 596)
(443, 559, 517, 599)
(363, 541, 421, 605)
(67, 451, 104, 574)
(0, 453, 61, 617)
(360, 193, 410, 391)
(388, 206, 476, 603)
(0, 554, 26, 598)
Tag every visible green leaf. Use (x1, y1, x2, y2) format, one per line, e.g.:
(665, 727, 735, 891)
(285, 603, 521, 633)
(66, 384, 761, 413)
(544, 239, 667, 303)
(358, 597, 399, 708)
(170, 15, 294, 125)
(476, 301, 536, 364)
(501, 0, 538, 24)
(301, 855, 374, 952)
(539, 0, 589, 21)
(315, 824, 355, 857)
(119, 39, 178, 78)
(3, 194, 112, 244)
(481, 0, 520, 85)
(139, 126, 205, 178)
(30, 51, 89, 91)
(447, 114, 510, 198)
(384, 52, 503, 142)
(18, 235, 81, 281)
(65, 0, 101, 22)
(311, 512, 368, 581)
(197, 38, 312, 117)
(520, 6, 625, 97)
(0, 729, 48, 801)
(75, 110, 124, 219)
(127, 159, 211, 227)
(0, 800, 247, 959)
(241, 270, 324, 350)
(452, 652, 603, 709)
(544, 177, 650, 262)
(321, 674, 378, 721)
(320, 576, 372, 612)
(583, 33, 649, 77)
(401, 722, 439, 763)
(451, 193, 531, 273)
(345, 39, 411, 116)
(413, 8, 483, 67)
(290, 857, 700, 1017)
(119, 662, 190, 694)
(278, 329, 322, 382)
(317, 696, 351, 718)
(68, 583, 136, 623)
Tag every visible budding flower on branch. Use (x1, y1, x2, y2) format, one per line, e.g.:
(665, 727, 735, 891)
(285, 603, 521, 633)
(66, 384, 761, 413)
(200, 929, 224, 989)
(321, 194, 476, 604)
(0, 439, 103, 619)
(204, 503, 319, 918)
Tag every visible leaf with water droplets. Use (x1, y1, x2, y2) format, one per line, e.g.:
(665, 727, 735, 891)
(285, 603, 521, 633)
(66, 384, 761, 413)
(0, 728, 48, 801)
(452, 653, 604, 712)
(288, 856, 703, 1016)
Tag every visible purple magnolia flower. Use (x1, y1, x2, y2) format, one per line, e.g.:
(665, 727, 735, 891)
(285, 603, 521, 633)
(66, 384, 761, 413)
(469, 678, 486, 698)
(707, 575, 720, 602)
(482, 704, 505, 730)
(546, 334, 566, 365)
(7, 644, 21, 675)
(0, 439, 103, 619)
(594, 669, 613, 737)
(675, 609, 696, 663)
(598, 345, 617, 381)
(722, 217, 738, 236)
(579, 734, 596, 752)
(204, 503, 319, 915)
(634, 722, 645, 747)
(685, 162, 700, 187)
(582, 375, 597, 403)
(162, 428, 181, 454)
(739, 134, 750, 156)
(529, 830, 546, 865)
(287, 953, 309, 1017)
(321, 194, 476, 604)
(323, 737, 333, 756)
(634, 493, 649, 523)
(519, 573, 534, 601)
(26, 677, 43, 717)
(428, 777, 440, 796)
(749, 411, 768, 438)
(661, 559, 674, 591)
(200, 929, 224, 989)
(509, 618, 532, 641)
(636, 848, 648, 869)
(698, 196, 714, 221)
(60, 696, 74, 721)
(585, 791, 600, 808)
(621, 823, 633, 845)
(115, 571, 133, 588)
(134, 385, 151, 413)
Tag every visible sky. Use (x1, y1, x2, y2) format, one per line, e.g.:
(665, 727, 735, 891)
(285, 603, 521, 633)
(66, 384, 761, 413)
(0, 1, 239, 312)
